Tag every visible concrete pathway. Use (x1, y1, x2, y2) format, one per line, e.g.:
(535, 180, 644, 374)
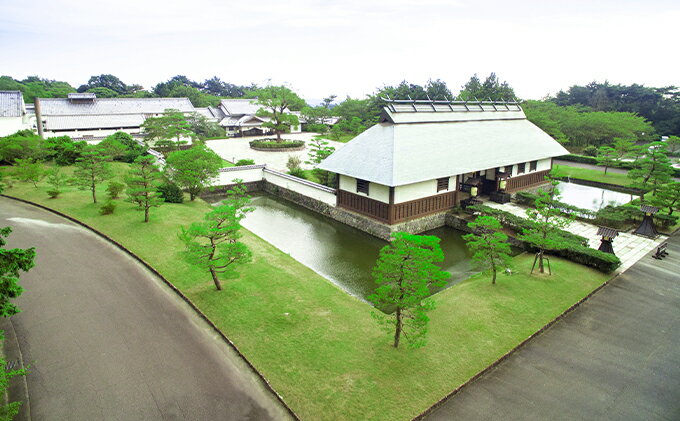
(0, 198, 291, 421)
(425, 233, 680, 421)
(206, 133, 346, 172)
(485, 201, 665, 272)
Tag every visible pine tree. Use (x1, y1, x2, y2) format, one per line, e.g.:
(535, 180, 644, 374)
(125, 155, 163, 222)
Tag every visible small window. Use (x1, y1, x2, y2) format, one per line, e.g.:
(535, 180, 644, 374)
(517, 163, 526, 174)
(437, 177, 449, 192)
(530, 160, 538, 171)
(356, 179, 369, 195)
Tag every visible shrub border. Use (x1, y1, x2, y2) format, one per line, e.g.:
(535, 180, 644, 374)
(0, 194, 301, 421)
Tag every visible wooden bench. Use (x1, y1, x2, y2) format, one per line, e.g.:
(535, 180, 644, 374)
(652, 242, 669, 260)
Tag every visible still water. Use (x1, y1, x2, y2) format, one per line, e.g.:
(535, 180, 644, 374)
(233, 195, 475, 301)
(557, 181, 632, 211)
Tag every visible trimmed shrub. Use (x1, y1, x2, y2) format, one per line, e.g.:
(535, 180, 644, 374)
(157, 182, 184, 203)
(249, 140, 305, 149)
(556, 154, 598, 165)
(106, 181, 126, 200)
(99, 201, 117, 215)
(288, 168, 307, 179)
(47, 189, 61, 199)
(583, 145, 598, 157)
(235, 159, 255, 166)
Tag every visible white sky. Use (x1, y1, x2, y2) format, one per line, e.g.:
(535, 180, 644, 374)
(1, 0, 678, 102)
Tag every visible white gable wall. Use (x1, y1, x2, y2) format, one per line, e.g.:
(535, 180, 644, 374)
(0, 117, 27, 136)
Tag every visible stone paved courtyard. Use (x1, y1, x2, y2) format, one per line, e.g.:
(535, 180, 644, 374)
(485, 202, 666, 272)
(206, 133, 346, 172)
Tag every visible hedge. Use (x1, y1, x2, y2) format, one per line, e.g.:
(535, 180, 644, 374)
(468, 204, 621, 273)
(249, 140, 305, 149)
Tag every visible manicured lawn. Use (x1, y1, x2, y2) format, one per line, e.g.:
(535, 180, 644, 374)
(554, 164, 631, 186)
(2, 163, 611, 420)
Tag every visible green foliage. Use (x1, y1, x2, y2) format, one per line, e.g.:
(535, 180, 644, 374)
(582, 145, 598, 157)
(459, 73, 516, 101)
(286, 155, 302, 173)
(0, 75, 76, 103)
(157, 182, 184, 203)
(463, 216, 513, 284)
(368, 232, 450, 349)
(556, 154, 597, 165)
(553, 81, 680, 137)
(0, 131, 45, 164)
(306, 137, 335, 166)
(77, 74, 142, 95)
(253, 86, 306, 140)
(235, 159, 255, 166)
(71, 147, 112, 203)
(165, 145, 222, 201)
(106, 181, 126, 200)
(13, 159, 44, 187)
(0, 226, 35, 318)
(125, 156, 163, 222)
(46, 167, 67, 198)
(288, 168, 306, 179)
(179, 181, 253, 290)
(99, 201, 117, 215)
(665, 136, 680, 155)
(100, 132, 146, 163)
(141, 109, 194, 148)
(0, 337, 27, 420)
(186, 112, 225, 139)
(44, 136, 86, 166)
(652, 182, 680, 215)
(523, 100, 654, 150)
(152, 75, 239, 107)
(249, 139, 304, 149)
(595, 145, 618, 173)
(304, 123, 330, 133)
(627, 142, 674, 195)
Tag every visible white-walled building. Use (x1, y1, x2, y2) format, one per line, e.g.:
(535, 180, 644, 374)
(0, 91, 34, 136)
(36, 93, 196, 140)
(216, 99, 301, 137)
(319, 99, 568, 225)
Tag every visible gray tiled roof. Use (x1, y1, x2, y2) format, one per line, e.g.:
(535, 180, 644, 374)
(219, 98, 266, 116)
(39, 97, 195, 115)
(45, 114, 146, 130)
(0, 91, 25, 117)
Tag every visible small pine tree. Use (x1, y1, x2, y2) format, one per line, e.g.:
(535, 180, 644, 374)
(71, 147, 111, 203)
(368, 232, 450, 349)
(13, 159, 44, 188)
(178, 180, 253, 290)
(106, 181, 126, 200)
(125, 156, 163, 222)
(46, 167, 67, 198)
(463, 216, 513, 284)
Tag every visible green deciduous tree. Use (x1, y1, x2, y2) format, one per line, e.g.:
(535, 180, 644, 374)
(125, 156, 163, 222)
(463, 216, 513, 285)
(141, 109, 194, 150)
(628, 142, 674, 197)
(652, 182, 680, 215)
(518, 179, 572, 274)
(165, 145, 223, 201)
(72, 147, 111, 203)
(179, 181, 253, 290)
(13, 159, 44, 187)
(253, 86, 306, 141)
(368, 232, 450, 349)
(459, 73, 516, 101)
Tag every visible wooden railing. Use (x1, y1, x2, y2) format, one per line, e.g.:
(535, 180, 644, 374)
(337, 190, 390, 223)
(505, 170, 550, 192)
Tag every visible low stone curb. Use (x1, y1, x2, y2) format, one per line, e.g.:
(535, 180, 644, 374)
(250, 145, 306, 152)
(411, 270, 623, 420)
(0, 194, 301, 421)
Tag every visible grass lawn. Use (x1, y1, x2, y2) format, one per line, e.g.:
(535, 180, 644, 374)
(554, 164, 632, 186)
(2, 163, 612, 420)
(314, 133, 356, 143)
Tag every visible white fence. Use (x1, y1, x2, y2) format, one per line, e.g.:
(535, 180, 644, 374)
(212, 165, 337, 206)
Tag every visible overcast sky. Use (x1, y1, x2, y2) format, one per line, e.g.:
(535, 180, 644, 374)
(1, 0, 678, 102)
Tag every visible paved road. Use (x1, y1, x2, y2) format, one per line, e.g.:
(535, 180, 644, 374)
(425, 234, 680, 420)
(0, 198, 291, 421)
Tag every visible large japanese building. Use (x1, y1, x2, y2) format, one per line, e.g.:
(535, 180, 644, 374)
(319, 98, 569, 225)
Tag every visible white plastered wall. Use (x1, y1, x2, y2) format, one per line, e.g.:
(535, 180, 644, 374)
(0, 117, 28, 136)
(394, 176, 457, 204)
(339, 175, 390, 203)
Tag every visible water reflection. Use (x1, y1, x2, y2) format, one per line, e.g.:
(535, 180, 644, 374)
(556, 181, 632, 211)
(222, 195, 476, 301)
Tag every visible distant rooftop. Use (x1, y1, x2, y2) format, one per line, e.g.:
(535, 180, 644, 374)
(380, 97, 524, 125)
(68, 92, 97, 100)
(0, 91, 25, 117)
(38, 97, 195, 116)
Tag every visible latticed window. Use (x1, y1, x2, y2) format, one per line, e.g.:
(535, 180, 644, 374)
(436, 177, 449, 192)
(356, 179, 369, 194)
(517, 163, 526, 174)
(530, 160, 538, 171)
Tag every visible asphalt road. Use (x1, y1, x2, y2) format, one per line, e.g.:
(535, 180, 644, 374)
(425, 234, 680, 420)
(0, 197, 291, 421)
